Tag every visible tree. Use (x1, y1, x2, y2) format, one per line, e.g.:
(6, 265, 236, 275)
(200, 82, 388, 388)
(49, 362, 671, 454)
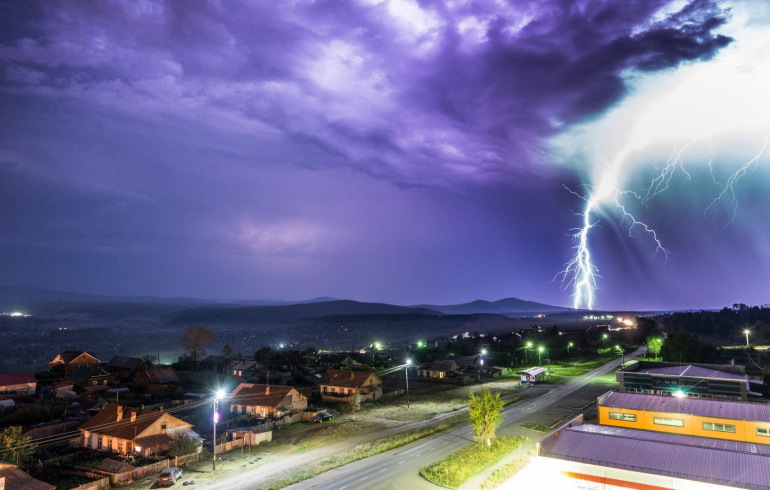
(660, 331, 701, 363)
(468, 388, 504, 447)
(181, 324, 213, 366)
(137, 354, 157, 372)
(0, 426, 34, 468)
(168, 435, 202, 457)
(646, 333, 664, 359)
(222, 344, 234, 359)
(349, 392, 362, 421)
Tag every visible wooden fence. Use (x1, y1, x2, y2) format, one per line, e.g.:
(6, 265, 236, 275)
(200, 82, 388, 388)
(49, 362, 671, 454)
(69, 477, 110, 490)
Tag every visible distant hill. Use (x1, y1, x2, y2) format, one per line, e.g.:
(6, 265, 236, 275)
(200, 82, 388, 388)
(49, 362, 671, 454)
(165, 300, 442, 325)
(0, 285, 338, 307)
(413, 297, 569, 315)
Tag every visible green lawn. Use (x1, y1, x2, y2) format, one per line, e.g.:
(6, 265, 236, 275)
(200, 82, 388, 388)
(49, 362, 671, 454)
(420, 437, 524, 489)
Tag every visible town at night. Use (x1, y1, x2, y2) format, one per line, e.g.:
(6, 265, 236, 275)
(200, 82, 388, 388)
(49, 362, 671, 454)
(1, 1, 769, 489)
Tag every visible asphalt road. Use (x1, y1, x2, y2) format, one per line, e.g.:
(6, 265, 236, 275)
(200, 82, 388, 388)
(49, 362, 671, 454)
(288, 347, 646, 490)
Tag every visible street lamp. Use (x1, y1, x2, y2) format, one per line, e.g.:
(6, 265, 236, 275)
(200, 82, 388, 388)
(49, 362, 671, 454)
(616, 345, 624, 366)
(602, 333, 608, 346)
(567, 342, 574, 357)
(538, 346, 544, 365)
(405, 359, 412, 409)
(525, 341, 532, 364)
(481, 349, 487, 356)
(213, 389, 225, 471)
(744, 329, 751, 349)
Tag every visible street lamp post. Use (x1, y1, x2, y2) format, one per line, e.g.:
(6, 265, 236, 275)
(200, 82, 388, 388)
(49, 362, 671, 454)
(405, 359, 412, 409)
(538, 346, 544, 365)
(525, 342, 532, 364)
(567, 342, 573, 357)
(602, 333, 608, 346)
(616, 345, 624, 367)
(213, 389, 225, 471)
(744, 329, 751, 349)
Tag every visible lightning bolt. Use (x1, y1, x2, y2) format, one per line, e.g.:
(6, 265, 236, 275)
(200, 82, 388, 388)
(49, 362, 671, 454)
(560, 136, 770, 310)
(705, 135, 770, 230)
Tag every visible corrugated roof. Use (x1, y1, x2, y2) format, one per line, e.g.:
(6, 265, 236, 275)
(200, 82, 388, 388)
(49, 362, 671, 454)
(319, 369, 382, 389)
(0, 372, 36, 386)
(106, 356, 142, 370)
(601, 391, 770, 422)
(541, 424, 770, 489)
(633, 364, 747, 381)
(230, 383, 303, 408)
(516, 367, 546, 376)
(79, 403, 166, 440)
(0, 464, 56, 490)
(428, 360, 459, 372)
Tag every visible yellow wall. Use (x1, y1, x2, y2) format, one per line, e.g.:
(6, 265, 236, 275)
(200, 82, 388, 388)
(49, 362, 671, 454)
(599, 406, 770, 445)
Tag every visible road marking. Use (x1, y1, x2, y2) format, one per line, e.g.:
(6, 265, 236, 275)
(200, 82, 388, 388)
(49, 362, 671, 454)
(360, 476, 368, 481)
(381, 468, 388, 472)
(416, 453, 421, 457)
(339, 487, 347, 490)
(398, 460, 405, 464)
(443, 442, 449, 445)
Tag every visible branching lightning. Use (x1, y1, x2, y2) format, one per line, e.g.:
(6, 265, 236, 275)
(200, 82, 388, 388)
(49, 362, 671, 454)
(560, 136, 770, 310)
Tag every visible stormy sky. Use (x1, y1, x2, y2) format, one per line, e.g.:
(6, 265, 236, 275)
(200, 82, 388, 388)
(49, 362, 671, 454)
(1, 0, 768, 310)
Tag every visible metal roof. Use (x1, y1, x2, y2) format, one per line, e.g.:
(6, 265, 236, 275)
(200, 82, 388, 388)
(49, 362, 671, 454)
(601, 391, 770, 422)
(541, 424, 770, 490)
(516, 367, 546, 376)
(631, 364, 747, 381)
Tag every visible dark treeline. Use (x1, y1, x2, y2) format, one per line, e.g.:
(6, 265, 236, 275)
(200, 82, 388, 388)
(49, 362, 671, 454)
(657, 305, 770, 341)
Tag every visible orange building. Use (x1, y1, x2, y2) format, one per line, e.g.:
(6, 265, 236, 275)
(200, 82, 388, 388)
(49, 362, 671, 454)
(598, 391, 770, 445)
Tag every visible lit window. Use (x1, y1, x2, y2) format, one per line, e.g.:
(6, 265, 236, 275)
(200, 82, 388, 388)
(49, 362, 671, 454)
(757, 428, 770, 437)
(703, 422, 735, 433)
(608, 412, 637, 422)
(653, 417, 684, 427)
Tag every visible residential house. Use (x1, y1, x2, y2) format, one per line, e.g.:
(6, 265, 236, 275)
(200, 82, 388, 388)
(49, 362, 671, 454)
(319, 369, 382, 403)
(229, 359, 259, 378)
(201, 355, 229, 372)
(62, 367, 115, 391)
(0, 372, 36, 395)
(105, 356, 143, 381)
(418, 360, 461, 380)
(49, 351, 100, 372)
(79, 403, 192, 457)
(0, 461, 55, 490)
(133, 367, 181, 396)
(229, 383, 308, 418)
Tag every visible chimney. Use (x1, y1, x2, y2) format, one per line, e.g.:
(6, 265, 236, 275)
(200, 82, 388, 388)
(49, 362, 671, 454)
(116, 406, 123, 422)
(350, 371, 354, 379)
(130, 411, 137, 423)
(265, 385, 270, 396)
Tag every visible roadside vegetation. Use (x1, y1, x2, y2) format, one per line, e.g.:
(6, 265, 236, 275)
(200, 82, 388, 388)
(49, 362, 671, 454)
(520, 423, 551, 432)
(420, 437, 524, 489)
(479, 450, 535, 490)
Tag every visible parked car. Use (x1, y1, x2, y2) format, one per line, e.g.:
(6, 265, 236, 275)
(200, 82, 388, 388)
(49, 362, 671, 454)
(312, 412, 333, 423)
(158, 467, 183, 486)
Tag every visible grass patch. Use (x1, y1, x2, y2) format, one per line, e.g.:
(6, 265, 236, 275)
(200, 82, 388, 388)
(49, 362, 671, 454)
(520, 423, 551, 432)
(502, 395, 524, 407)
(260, 414, 467, 489)
(479, 450, 535, 490)
(420, 437, 523, 489)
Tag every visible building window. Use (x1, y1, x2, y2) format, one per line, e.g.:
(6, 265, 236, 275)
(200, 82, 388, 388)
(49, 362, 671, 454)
(703, 422, 735, 433)
(757, 428, 770, 437)
(107, 439, 113, 451)
(653, 417, 684, 427)
(161, 422, 167, 431)
(608, 412, 637, 422)
(98, 436, 103, 450)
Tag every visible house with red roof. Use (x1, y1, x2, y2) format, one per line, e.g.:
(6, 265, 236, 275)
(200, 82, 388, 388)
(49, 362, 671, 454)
(229, 383, 307, 418)
(0, 372, 36, 395)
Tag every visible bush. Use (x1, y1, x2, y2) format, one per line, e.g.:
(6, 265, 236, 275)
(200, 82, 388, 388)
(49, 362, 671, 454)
(168, 435, 201, 457)
(420, 437, 523, 489)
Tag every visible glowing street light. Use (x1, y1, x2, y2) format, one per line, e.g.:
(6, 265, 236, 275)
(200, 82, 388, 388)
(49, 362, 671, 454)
(481, 349, 487, 356)
(602, 333, 608, 346)
(615, 345, 625, 366)
(744, 329, 751, 349)
(538, 345, 544, 365)
(373, 342, 382, 351)
(567, 342, 574, 356)
(213, 389, 225, 471)
(405, 359, 412, 408)
(673, 390, 686, 398)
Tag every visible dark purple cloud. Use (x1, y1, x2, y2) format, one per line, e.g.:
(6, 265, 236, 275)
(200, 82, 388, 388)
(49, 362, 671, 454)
(0, 0, 752, 309)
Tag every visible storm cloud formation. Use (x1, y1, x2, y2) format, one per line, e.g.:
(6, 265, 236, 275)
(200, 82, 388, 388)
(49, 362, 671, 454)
(0, 0, 764, 309)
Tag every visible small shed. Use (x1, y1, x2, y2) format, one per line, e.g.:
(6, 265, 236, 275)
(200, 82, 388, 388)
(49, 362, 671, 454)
(516, 367, 546, 385)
